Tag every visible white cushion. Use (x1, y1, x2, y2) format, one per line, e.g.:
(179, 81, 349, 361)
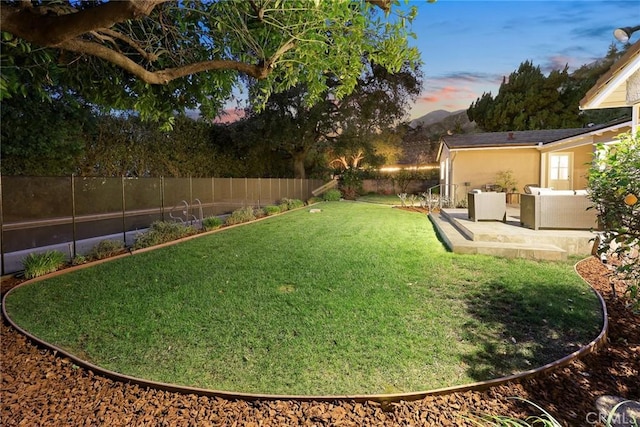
(544, 190, 576, 196)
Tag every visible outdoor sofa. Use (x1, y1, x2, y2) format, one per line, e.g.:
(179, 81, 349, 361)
(467, 191, 507, 222)
(520, 188, 599, 230)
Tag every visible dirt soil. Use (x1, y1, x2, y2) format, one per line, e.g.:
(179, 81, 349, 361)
(1, 256, 638, 426)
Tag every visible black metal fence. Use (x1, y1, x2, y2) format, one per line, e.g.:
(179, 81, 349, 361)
(0, 176, 324, 275)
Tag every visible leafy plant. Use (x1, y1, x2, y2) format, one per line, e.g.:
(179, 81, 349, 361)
(588, 132, 640, 311)
(284, 198, 305, 210)
(323, 188, 342, 201)
(465, 398, 561, 426)
(306, 196, 322, 205)
(495, 169, 518, 193)
(225, 206, 256, 225)
(339, 168, 363, 200)
(133, 221, 197, 250)
(264, 205, 282, 216)
(71, 254, 87, 266)
(22, 250, 66, 279)
(88, 239, 125, 260)
(202, 216, 223, 231)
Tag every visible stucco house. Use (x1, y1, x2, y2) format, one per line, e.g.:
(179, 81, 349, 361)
(435, 39, 639, 206)
(580, 39, 640, 133)
(435, 120, 632, 204)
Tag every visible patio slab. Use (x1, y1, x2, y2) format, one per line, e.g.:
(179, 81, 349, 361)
(428, 207, 598, 260)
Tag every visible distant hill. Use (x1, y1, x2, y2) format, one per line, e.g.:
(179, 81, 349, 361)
(410, 109, 457, 127)
(398, 109, 477, 165)
(409, 109, 476, 134)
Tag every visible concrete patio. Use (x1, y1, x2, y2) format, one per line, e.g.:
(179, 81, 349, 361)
(428, 206, 598, 260)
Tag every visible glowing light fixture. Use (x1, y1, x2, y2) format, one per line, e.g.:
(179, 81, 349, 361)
(614, 25, 640, 43)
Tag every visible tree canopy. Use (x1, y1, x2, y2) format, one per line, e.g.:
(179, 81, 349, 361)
(1, 0, 421, 125)
(467, 45, 631, 132)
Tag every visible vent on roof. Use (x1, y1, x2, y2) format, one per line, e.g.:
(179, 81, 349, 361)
(508, 132, 515, 140)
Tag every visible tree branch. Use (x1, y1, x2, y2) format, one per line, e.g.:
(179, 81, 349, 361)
(59, 38, 271, 83)
(0, 1, 169, 46)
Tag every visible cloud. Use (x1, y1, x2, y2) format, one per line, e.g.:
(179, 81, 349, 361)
(418, 85, 477, 105)
(214, 108, 245, 124)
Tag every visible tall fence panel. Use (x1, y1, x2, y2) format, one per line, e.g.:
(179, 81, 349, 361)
(1, 176, 326, 275)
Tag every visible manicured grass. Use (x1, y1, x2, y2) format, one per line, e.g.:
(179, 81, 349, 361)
(357, 193, 403, 205)
(4, 202, 602, 395)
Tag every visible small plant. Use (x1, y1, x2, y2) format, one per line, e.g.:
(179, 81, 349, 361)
(22, 250, 66, 279)
(264, 205, 281, 216)
(225, 206, 256, 225)
(307, 196, 322, 205)
(465, 398, 562, 426)
(133, 221, 197, 250)
(72, 254, 87, 266)
(397, 193, 407, 206)
(88, 239, 125, 260)
(495, 170, 518, 193)
(285, 198, 305, 210)
(202, 216, 223, 231)
(324, 188, 342, 201)
(278, 200, 290, 212)
(254, 207, 266, 218)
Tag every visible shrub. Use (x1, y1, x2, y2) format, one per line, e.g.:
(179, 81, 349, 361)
(254, 207, 266, 218)
(307, 196, 322, 205)
(72, 254, 87, 266)
(324, 188, 342, 201)
(225, 206, 256, 225)
(133, 221, 197, 250)
(22, 250, 66, 279)
(88, 239, 125, 260)
(588, 131, 639, 311)
(285, 198, 305, 210)
(339, 168, 363, 200)
(264, 205, 281, 216)
(202, 216, 223, 231)
(278, 201, 290, 212)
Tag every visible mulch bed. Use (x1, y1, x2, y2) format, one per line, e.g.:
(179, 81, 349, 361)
(1, 256, 638, 426)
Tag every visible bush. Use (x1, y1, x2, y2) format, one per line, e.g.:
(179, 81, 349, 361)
(307, 196, 322, 205)
(324, 188, 342, 201)
(278, 201, 289, 212)
(133, 221, 197, 250)
(225, 206, 256, 225)
(72, 254, 87, 266)
(339, 168, 363, 200)
(202, 216, 223, 231)
(284, 198, 305, 210)
(264, 205, 281, 216)
(589, 131, 639, 311)
(88, 239, 125, 260)
(22, 250, 66, 279)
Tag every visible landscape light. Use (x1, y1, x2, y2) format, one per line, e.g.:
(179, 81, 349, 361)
(613, 25, 640, 43)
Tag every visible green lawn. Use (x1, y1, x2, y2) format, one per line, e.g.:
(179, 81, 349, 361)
(4, 201, 603, 395)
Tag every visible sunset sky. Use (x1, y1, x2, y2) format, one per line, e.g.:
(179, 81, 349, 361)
(407, 0, 637, 119)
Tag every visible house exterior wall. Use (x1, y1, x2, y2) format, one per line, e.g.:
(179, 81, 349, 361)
(448, 148, 540, 203)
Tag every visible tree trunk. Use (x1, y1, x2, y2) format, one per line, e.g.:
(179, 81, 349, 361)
(292, 151, 307, 179)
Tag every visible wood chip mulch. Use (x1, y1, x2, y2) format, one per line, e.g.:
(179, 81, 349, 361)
(1, 256, 638, 426)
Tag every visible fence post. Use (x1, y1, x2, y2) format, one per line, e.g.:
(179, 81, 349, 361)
(71, 175, 77, 258)
(121, 176, 126, 244)
(0, 175, 4, 275)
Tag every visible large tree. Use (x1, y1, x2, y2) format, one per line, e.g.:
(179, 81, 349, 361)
(467, 45, 631, 132)
(0, 0, 420, 125)
(244, 59, 421, 178)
